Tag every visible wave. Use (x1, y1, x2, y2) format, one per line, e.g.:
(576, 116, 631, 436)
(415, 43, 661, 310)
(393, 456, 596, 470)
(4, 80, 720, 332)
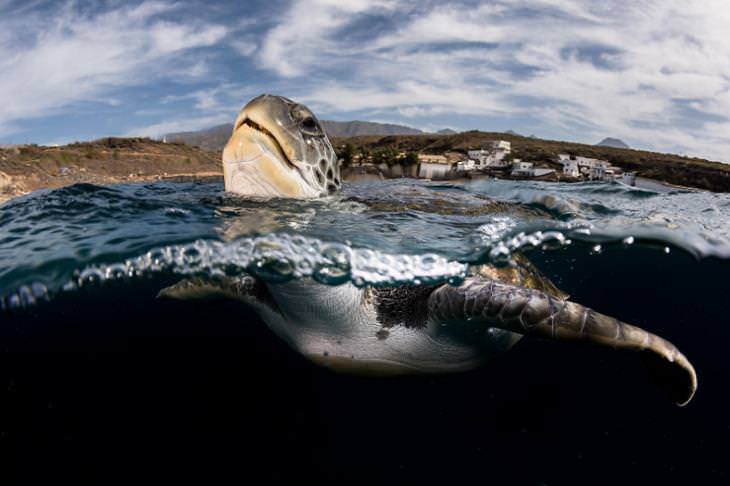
(1, 234, 469, 311)
(2, 179, 729, 310)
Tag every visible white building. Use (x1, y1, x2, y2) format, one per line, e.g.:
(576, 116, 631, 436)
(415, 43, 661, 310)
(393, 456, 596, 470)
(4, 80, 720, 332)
(455, 159, 476, 171)
(419, 163, 451, 179)
(562, 159, 580, 178)
(558, 154, 610, 180)
(418, 154, 451, 179)
(468, 141, 512, 168)
(511, 160, 534, 177)
(558, 154, 609, 168)
(588, 165, 605, 180)
(621, 172, 637, 186)
(579, 156, 609, 169)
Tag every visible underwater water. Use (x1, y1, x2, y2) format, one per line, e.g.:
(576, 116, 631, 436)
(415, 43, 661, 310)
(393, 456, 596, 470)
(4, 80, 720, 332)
(1, 178, 729, 484)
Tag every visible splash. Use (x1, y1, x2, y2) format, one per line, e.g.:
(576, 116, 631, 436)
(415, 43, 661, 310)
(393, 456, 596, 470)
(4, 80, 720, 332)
(1, 234, 468, 310)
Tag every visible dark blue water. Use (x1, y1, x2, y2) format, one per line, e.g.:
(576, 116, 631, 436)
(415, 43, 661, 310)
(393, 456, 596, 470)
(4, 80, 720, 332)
(2, 179, 729, 484)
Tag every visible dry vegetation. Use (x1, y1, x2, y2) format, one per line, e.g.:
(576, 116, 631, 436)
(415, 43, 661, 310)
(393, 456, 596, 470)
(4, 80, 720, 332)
(0, 138, 222, 202)
(2, 129, 728, 204)
(333, 131, 730, 192)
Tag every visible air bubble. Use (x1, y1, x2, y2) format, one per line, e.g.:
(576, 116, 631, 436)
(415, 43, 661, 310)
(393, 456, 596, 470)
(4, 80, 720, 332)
(78, 268, 105, 286)
(31, 283, 49, 300)
(3, 234, 470, 306)
(481, 227, 572, 265)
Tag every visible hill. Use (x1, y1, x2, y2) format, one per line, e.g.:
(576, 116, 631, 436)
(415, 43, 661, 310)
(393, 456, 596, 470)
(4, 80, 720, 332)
(597, 137, 630, 149)
(332, 131, 730, 192)
(166, 120, 424, 150)
(165, 124, 231, 152)
(0, 138, 220, 202)
(322, 120, 422, 138)
(3, 131, 727, 202)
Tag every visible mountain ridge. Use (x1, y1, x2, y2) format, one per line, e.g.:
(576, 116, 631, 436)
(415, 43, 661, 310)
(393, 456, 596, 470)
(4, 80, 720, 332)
(165, 120, 426, 150)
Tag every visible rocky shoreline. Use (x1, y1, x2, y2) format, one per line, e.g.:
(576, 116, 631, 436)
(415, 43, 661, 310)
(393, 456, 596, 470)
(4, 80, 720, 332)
(0, 135, 711, 205)
(333, 132, 730, 192)
(0, 138, 222, 204)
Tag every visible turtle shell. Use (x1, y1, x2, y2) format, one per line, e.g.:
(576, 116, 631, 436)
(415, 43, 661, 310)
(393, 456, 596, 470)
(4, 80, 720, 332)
(470, 253, 569, 301)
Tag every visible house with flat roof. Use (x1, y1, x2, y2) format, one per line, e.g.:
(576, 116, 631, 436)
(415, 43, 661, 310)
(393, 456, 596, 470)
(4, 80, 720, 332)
(562, 159, 580, 177)
(468, 141, 511, 168)
(456, 159, 476, 171)
(511, 160, 534, 177)
(418, 154, 451, 179)
(558, 154, 612, 180)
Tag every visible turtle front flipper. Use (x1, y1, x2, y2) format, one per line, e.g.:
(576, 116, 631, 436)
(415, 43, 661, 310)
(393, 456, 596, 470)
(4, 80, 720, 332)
(158, 277, 235, 301)
(428, 277, 697, 406)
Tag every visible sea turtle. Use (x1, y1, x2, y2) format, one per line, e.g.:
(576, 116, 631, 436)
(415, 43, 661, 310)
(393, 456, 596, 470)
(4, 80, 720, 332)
(161, 94, 697, 406)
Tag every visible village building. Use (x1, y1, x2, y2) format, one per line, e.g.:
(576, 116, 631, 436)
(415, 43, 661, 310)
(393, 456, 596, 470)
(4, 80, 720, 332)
(417, 154, 451, 179)
(591, 166, 605, 180)
(562, 159, 580, 178)
(510, 160, 556, 178)
(558, 154, 616, 181)
(621, 172, 637, 186)
(467, 141, 511, 168)
(455, 159, 476, 171)
(511, 160, 534, 177)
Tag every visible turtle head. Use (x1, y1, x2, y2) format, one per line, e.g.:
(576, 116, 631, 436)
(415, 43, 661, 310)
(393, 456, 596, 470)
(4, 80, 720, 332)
(223, 94, 341, 198)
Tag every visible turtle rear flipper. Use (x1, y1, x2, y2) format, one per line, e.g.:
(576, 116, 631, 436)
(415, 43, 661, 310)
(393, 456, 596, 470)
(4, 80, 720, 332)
(428, 277, 697, 406)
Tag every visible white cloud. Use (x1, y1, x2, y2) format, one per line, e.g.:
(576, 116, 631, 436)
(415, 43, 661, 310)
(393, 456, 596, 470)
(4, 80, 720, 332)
(231, 39, 258, 57)
(0, 1, 227, 128)
(126, 113, 232, 138)
(257, 0, 399, 77)
(3, 0, 730, 162)
(256, 0, 730, 162)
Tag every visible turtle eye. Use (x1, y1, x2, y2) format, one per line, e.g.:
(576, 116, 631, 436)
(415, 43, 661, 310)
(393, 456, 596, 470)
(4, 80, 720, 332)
(291, 105, 323, 136)
(299, 115, 323, 136)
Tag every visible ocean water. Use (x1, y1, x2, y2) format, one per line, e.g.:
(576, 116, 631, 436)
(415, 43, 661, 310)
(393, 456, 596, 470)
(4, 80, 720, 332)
(1, 178, 729, 484)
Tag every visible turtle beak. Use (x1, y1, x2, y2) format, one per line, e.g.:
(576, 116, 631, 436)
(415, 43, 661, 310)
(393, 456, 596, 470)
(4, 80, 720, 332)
(222, 112, 317, 198)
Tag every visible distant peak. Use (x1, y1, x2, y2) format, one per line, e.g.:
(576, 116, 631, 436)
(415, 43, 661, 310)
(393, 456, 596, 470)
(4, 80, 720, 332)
(320, 120, 423, 137)
(596, 137, 630, 149)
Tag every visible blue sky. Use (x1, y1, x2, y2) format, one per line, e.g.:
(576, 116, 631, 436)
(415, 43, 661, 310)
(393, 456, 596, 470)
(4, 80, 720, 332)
(1, 0, 729, 162)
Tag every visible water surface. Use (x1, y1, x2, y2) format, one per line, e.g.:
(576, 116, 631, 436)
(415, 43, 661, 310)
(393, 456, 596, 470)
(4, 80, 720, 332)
(1, 178, 729, 484)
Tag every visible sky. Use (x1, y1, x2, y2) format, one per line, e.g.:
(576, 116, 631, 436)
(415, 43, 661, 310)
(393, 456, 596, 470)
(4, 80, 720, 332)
(0, 0, 729, 162)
